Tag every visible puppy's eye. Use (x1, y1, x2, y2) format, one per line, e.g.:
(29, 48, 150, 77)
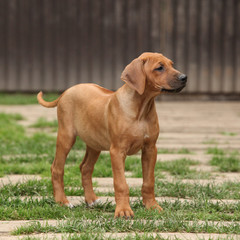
(155, 66, 164, 72)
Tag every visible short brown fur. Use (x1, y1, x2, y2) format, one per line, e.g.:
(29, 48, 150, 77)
(37, 52, 187, 218)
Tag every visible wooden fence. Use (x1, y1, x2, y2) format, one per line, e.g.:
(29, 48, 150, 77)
(0, 0, 239, 94)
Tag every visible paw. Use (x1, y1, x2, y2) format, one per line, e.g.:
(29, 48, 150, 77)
(65, 202, 75, 208)
(87, 198, 102, 208)
(144, 200, 163, 212)
(114, 205, 134, 219)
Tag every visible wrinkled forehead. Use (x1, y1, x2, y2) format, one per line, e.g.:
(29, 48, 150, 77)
(138, 52, 173, 66)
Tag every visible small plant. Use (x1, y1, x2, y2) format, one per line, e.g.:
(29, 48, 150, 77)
(210, 155, 240, 172)
(206, 148, 225, 155)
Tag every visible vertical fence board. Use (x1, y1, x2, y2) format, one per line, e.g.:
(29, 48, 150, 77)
(175, 0, 188, 75)
(7, 0, 18, 91)
(186, 0, 199, 92)
(151, 0, 161, 53)
(42, 0, 54, 91)
(30, 0, 44, 91)
(115, 0, 127, 89)
(65, 0, 78, 88)
(165, 0, 176, 61)
(18, 0, 31, 91)
(222, 0, 234, 93)
(235, 0, 240, 92)
(90, 0, 103, 87)
(79, 0, 89, 84)
(199, 0, 211, 92)
(126, 0, 137, 63)
(210, 0, 224, 93)
(0, 0, 6, 90)
(102, 0, 115, 89)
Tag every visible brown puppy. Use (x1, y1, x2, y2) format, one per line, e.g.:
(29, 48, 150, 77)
(37, 52, 187, 218)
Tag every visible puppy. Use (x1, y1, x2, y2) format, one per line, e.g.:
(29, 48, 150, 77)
(37, 52, 187, 218)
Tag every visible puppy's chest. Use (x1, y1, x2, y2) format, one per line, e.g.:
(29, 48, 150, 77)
(125, 122, 158, 155)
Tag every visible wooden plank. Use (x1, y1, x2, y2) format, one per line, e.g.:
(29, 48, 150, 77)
(64, 0, 78, 89)
(151, 0, 161, 53)
(55, 0, 68, 91)
(222, 0, 234, 93)
(126, 0, 137, 63)
(210, 0, 224, 93)
(102, 0, 115, 89)
(175, 0, 188, 74)
(18, 0, 31, 91)
(115, 0, 127, 89)
(234, 0, 240, 92)
(198, 0, 211, 93)
(159, 0, 168, 54)
(30, 0, 44, 91)
(42, 0, 55, 91)
(79, 0, 90, 84)
(90, 0, 103, 87)
(137, 0, 151, 54)
(186, 0, 199, 92)
(6, 0, 18, 91)
(164, 0, 176, 60)
(0, 0, 7, 90)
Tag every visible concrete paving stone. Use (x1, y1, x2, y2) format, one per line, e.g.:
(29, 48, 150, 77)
(1, 219, 240, 235)
(156, 143, 240, 150)
(0, 175, 42, 188)
(1, 232, 240, 240)
(156, 154, 211, 163)
(93, 175, 240, 188)
(0, 105, 57, 126)
(15, 196, 240, 206)
(158, 132, 240, 140)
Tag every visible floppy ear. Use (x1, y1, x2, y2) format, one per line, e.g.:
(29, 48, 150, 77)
(121, 58, 146, 95)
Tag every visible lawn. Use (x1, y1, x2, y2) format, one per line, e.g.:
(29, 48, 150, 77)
(0, 95, 240, 239)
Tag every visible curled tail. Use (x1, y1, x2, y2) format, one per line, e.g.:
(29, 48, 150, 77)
(37, 91, 62, 108)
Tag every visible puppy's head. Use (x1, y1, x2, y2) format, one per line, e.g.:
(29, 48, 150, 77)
(121, 52, 187, 95)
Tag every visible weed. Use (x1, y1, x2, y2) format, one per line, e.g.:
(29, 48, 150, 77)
(207, 148, 225, 155)
(30, 117, 58, 130)
(220, 132, 238, 136)
(0, 93, 60, 105)
(157, 148, 192, 154)
(210, 155, 240, 172)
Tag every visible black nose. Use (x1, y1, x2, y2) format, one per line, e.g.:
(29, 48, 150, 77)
(178, 74, 187, 83)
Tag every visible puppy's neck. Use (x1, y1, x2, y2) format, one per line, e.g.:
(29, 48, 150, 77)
(116, 84, 156, 121)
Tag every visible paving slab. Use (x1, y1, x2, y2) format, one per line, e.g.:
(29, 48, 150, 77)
(1, 219, 240, 236)
(14, 196, 240, 206)
(157, 153, 211, 163)
(0, 175, 42, 187)
(1, 232, 240, 240)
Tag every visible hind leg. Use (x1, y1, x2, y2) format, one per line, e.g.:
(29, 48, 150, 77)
(80, 146, 100, 205)
(51, 129, 76, 206)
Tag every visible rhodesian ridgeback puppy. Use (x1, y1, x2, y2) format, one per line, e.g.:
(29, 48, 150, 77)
(37, 52, 187, 218)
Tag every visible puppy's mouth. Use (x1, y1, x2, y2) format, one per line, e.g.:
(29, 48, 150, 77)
(161, 85, 186, 93)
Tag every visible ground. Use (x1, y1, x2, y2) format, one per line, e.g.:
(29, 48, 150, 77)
(0, 100, 240, 239)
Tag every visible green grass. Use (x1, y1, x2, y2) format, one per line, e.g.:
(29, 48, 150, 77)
(12, 216, 240, 235)
(0, 197, 239, 222)
(210, 155, 240, 172)
(202, 139, 219, 145)
(1, 106, 240, 237)
(0, 93, 60, 105)
(1, 178, 240, 200)
(157, 148, 192, 154)
(30, 117, 58, 130)
(207, 148, 225, 155)
(220, 131, 238, 136)
(19, 233, 180, 240)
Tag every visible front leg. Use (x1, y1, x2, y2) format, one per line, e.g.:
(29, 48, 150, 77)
(110, 146, 134, 218)
(141, 144, 163, 212)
